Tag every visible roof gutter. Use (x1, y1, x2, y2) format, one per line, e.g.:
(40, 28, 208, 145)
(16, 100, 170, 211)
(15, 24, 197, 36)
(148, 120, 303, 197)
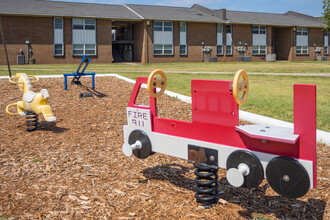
(124, 5, 144, 19)
(0, 12, 141, 21)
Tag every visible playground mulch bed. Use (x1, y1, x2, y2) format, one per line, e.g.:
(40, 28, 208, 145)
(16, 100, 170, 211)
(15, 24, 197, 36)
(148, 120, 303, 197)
(0, 76, 329, 220)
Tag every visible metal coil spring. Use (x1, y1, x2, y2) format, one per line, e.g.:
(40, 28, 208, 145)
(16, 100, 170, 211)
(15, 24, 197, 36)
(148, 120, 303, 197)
(194, 163, 219, 207)
(26, 111, 38, 131)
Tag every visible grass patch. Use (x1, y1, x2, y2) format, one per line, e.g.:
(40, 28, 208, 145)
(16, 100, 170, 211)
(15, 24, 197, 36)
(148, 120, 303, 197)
(0, 62, 329, 131)
(1, 61, 330, 76)
(119, 72, 330, 132)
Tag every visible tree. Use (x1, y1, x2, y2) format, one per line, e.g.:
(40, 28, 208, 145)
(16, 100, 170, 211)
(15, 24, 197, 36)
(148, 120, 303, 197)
(322, 0, 330, 29)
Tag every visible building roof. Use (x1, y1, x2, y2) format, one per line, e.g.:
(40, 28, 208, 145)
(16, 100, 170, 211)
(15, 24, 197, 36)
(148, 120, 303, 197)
(285, 11, 322, 23)
(191, 5, 323, 28)
(0, 0, 142, 20)
(224, 10, 323, 27)
(125, 4, 225, 23)
(0, 0, 324, 28)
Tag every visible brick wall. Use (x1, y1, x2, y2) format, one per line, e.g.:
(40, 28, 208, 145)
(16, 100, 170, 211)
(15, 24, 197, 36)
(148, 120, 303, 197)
(96, 19, 112, 63)
(0, 15, 326, 64)
(294, 27, 324, 61)
(231, 24, 253, 62)
(146, 21, 218, 63)
(0, 15, 112, 65)
(134, 21, 146, 63)
(145, 22, 283, 63)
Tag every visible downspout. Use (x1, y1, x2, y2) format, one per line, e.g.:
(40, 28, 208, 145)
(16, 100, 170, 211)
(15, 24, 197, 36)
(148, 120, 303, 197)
(292, 27, 296, 61)
(0, 15, 12, 77)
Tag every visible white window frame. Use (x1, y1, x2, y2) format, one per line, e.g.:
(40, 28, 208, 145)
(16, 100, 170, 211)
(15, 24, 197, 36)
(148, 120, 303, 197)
(154, 44, 173, 55)
(324, 30, 329, 55)
(252, 45, 266, 55)
(296, 27, 308, 36)
(252, 25, 267, 55)
(72, 18, 97, 56)
(179, 22, 187, 55)
(53, 17, 64, 56)
(225, 25, 232, 55)
(73, 44, 97, 56)
(296, 46, 308, 55)
(217, 45, 223, 55)
(252, 25, 266, 34)
(216, 24, 223, 55)
(296, 27, 309, 55)
(154, 21, 173, 32)
(153, 21, 173, 55)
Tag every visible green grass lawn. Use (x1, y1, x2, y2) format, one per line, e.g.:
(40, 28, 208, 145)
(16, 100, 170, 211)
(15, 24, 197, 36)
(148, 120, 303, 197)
(1, 61, 330, 76)
(1, 62, 329, 131)
(119, 72, 329, 132)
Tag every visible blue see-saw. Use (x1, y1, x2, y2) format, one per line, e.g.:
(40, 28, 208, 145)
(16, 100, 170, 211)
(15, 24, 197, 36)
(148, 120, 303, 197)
(63, 55, 95, 90)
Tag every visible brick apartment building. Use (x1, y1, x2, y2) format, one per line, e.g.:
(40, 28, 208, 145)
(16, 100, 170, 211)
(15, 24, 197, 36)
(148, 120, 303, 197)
(0, 0, 327, 65)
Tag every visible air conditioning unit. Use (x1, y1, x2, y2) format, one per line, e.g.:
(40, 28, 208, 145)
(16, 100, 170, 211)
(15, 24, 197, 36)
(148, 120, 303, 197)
(266, 54, 276, 62)
(317, 56, 328, 61)
(238, 56, 251, 62)
(243, 56, 251, 62)
(17, 55, 25, 65)
(208, 57, 218, 62)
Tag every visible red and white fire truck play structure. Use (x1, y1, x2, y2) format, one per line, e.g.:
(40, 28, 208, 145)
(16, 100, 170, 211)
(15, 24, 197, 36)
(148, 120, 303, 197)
(122, 69, 317, 206)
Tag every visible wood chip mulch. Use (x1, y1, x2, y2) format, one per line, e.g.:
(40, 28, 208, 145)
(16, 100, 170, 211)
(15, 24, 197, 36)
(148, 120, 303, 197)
(0, 76, 329, 219)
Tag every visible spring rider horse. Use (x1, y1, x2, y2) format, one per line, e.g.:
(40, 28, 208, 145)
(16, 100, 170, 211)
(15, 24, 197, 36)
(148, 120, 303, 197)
(6, 73, 56, 131)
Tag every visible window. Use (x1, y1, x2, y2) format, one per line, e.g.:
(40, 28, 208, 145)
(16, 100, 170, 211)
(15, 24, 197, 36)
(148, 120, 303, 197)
(324, 30, 329, 55)
(252, 46, 266, 55)
(217, 45, 223, 55)
(54, 18, 63, 29)
(73, 19, 84, 29)
(164, 22, 173, 31)
(54, 44, 63, 55)
(73, 44, 96, 55)
(85, 19, 96, 30)
(225, 25, 232, 55)
(180, 22, 186, 32)
(296, 27, 308, 36)
(296, 46, 308, 54)
(153, 21, 172, 32)
(73, 44, 84, 55)
(153, 21, 173, 55)
(179, 22, 187, 55)
(226, 25, 231, 34)
(296, 27, 308, 55)
(252, 26, 266, 34)
(324, 46, 328, 55)
(154, 44, 173, 55)
(53, 18, 64, 56)
(252, 25, 267, 55)
(226, 45, 232, 54)
(73, 19, 95, 30)
(216, 24, 223, 55)
(180, 45, 186, 55)
(72, 18, 96, 56)
(85, 44, 96, 54)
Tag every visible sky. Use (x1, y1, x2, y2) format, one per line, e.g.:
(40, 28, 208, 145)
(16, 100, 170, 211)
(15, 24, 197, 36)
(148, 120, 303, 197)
(51, 0, 324, 17)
